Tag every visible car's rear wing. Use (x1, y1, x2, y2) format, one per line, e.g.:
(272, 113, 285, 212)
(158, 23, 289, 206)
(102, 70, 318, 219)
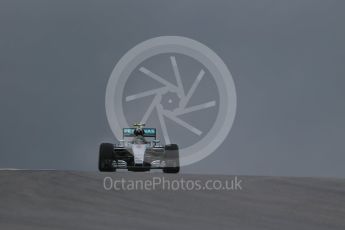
(123, 128, 156, 139)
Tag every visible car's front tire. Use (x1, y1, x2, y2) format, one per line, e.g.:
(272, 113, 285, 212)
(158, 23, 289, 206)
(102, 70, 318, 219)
(99, 143, 116, 172)
(163, 144, 180, 174)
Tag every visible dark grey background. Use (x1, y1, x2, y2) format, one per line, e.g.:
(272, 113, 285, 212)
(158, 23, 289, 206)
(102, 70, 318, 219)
(0, 0, 344, 177)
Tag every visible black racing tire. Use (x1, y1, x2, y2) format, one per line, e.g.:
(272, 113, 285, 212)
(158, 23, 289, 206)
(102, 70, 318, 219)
(163, 144, 180, 174)
(165, 144, 178, 151)
(98, 143, 116, 172)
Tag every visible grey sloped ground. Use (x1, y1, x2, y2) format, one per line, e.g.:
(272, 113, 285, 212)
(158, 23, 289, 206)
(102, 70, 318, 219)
(0, 171, 344, 230)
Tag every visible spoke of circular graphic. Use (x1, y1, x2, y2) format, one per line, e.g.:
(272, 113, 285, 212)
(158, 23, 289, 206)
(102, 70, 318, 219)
(179, 69, 205, 109)
(157, 105, 171, 144)
(139, 67, 179, 92)
(125, 87, 168, 102)
(163, 110, 202, 136)
(170, 56, 185, 98)
(141, 94, 161, 124)
(173, 101, 216, 116)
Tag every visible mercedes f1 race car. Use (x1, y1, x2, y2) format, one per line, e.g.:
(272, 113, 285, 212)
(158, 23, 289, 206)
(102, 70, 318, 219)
(98, 123, 180, 173)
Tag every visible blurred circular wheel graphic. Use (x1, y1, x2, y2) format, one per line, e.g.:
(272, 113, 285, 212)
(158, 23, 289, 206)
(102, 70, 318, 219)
(106, 36, 236, 166)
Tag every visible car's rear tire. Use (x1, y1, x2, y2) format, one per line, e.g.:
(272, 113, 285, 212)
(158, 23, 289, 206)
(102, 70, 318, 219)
(163, 144, 180, 174)
(99, 143, 116, 172)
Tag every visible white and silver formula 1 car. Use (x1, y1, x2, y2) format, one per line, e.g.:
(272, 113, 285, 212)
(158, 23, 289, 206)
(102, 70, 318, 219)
(98, 123, 180, 173)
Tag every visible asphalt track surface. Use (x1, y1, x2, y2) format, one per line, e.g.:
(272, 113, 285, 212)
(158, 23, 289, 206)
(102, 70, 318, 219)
(0, 171, 344, 230)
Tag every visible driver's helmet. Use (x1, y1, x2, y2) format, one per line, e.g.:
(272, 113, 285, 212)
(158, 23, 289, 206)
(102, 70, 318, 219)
(133, 122, 146, 143)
